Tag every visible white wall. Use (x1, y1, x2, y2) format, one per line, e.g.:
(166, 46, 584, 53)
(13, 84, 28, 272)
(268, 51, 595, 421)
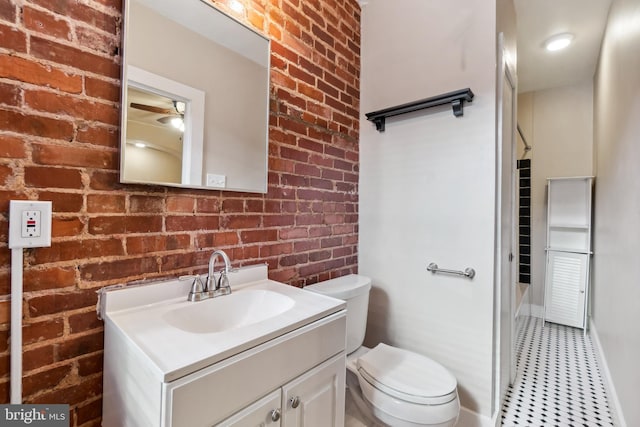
(359, 0, 505, 421)
(592, 0, 640, 424)
(517, 83, 594, 307)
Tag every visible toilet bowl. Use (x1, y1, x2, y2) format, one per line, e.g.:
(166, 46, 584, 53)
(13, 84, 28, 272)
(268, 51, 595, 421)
(305, 275, 460, 427)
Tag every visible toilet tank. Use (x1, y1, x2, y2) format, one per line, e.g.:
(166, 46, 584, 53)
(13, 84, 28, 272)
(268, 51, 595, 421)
(305, 274, 371, 354)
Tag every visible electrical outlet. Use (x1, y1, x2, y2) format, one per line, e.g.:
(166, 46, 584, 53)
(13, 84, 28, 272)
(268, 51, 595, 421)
(9, 201, 52, 249)
(22, 210, 42, 238)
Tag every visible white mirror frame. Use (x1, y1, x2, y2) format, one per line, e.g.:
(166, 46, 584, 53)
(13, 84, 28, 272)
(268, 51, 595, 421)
(122, 65, 206, 186)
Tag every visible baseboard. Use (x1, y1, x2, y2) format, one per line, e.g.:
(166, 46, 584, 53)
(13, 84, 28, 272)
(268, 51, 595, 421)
(522, 303, 544, 318)
(589, 320, 627, 427)
(457, 406, 494, 427)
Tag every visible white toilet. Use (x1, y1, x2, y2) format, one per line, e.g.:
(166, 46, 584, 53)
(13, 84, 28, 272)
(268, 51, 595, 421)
(305, 274, 460, 427)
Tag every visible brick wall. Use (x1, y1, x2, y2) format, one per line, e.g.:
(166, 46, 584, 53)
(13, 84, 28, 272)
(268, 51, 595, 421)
(0, 0, 360, 424)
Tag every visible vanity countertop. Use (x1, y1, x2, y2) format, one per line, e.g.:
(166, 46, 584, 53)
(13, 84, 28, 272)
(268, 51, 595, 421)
(100, 265, 345, 382)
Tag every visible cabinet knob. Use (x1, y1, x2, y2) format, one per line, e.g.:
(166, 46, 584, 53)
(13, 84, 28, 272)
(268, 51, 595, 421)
(270, 409, 281, 422)
(290, 396, 300, 409)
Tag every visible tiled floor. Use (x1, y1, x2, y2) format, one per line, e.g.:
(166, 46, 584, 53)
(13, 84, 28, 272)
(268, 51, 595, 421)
(501, 316, 615, 427)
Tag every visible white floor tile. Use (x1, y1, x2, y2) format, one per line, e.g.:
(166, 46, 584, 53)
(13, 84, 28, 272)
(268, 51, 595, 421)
(501, 316, 615, 427)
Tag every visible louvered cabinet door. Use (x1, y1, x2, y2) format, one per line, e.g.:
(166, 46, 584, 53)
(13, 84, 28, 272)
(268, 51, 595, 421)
(544, 250, 588, 328)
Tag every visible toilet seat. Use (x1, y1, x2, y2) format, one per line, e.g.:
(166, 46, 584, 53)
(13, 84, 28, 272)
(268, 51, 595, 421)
(354, 344, 460, 426)
(356, 343, 458, 405)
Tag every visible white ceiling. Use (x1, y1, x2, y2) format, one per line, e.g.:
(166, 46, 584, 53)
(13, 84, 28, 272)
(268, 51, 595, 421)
(515, 0, 612, 93)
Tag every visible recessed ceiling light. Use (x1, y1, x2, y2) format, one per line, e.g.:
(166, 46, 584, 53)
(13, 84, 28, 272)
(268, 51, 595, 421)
(134, 142, 146, 148)
(544, 33, 574, 52)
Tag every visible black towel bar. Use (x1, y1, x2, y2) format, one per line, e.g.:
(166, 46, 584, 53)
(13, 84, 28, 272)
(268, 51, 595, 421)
(365, 88, 474, 132)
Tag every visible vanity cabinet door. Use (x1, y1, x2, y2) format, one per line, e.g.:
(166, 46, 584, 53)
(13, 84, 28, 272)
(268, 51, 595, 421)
(281, 354, 345, 427)
(216, 389, 281, 427)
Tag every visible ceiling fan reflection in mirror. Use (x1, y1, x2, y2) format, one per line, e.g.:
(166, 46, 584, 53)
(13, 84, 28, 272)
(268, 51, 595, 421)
(130, 100, 186, 131)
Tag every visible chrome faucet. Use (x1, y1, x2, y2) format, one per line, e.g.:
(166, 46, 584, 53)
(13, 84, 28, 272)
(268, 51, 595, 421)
(182, 249, 234, 301)
(206, 249, 233, 297)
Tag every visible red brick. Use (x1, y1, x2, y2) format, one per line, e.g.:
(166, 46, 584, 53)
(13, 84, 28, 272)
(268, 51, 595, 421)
(24, 267, 76, 292)
(25, 89, 119, 126)
(33, 144, 118, 169)
(80, 257, 158, 282)
(294, 239, 320, 252)
(89, 215, 162, 234)
(263, 214, 294, 227)
(31, 0, 118, 34)
(129, 195, 163, 213)
(280, 253, 308, 267)
(25, 166, 83, 189)
(0, 81, 19, 106)
(160, 252, 197, 271)
(0, 22, 26, 52)
(221, 198, 245, 213)
(33, 238, 123, 264)
(165, 216, 220, 232)
(0, 55, 82, 93)
(87, 194, 125, 213)
(76, 124, 119, 148)
(39, 191, 84, 212)
(0, 109, 74, 140)
(23, 6, 72, 40)
(85, 76, 120, 102)
(76, 398, 102, 425)
(23, 345, 54, 372)
(196, 198, 220, 213)
(23, 364, 72, 397)
(240, 229, 278, 243)
(0, 164, 11, 184)
(50, 217, 84, 237)
(69, 311, 102, 334)
(126, 234, 190, 255)
(89, 170, 119, 190)
(195, 231, 239, 248)
(0, 2, 16, 22)
(22, 318, 64, 346)
(0, 329, 7, 353)
(221, 215, 261, 229)
(0, 135, 26, 158)
(76, 25, 119, 55)
(77, 353, 103, 377)
(259, 242, 293, 257)
(167, 196, 195, 213)
(28, 289, 97, 317)
(28, 375, 102, 406)
(30, 36, 119, 78)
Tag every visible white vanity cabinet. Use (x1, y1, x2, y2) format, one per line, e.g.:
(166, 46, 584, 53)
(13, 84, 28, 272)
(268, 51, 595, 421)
(100, 266, 347, 427)
(280, 354, 345, 426)
(218, 354, 345, 427)
(161, 313, 346, 426)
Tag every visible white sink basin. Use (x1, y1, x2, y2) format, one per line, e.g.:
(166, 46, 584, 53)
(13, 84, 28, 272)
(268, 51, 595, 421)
(162, 289, 295, 334)
(100, 264, 346, 381)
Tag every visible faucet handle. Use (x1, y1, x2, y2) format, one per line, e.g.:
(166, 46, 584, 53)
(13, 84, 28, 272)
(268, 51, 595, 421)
(215, 270, 232, 297)
(181, 275, 206, 302)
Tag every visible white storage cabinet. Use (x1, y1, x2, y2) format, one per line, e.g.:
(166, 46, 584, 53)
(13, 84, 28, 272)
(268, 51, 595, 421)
(543, 177, 593, 329)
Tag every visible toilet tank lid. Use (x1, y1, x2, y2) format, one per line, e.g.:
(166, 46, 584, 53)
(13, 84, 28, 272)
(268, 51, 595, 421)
(304, 274, 371, 300)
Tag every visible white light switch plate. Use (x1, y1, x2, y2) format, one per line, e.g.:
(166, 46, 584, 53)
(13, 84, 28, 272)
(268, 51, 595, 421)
(206, 173, 226, 188)
(9, 200, 52, 249)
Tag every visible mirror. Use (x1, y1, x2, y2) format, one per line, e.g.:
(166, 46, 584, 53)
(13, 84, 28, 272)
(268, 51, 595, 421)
(120, 0, 270, 192)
